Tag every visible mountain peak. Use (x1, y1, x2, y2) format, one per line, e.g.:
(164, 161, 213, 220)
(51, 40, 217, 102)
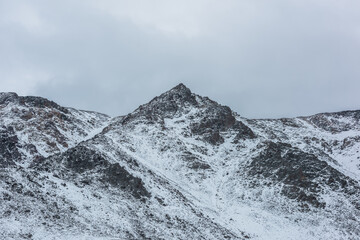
(162, 83, 192, 99)
(171, 83, 190, 92)
(120, 84, 255, 146)
(128, 84, 196, 118)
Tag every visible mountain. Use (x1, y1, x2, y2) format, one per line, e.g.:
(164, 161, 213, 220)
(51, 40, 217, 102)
(1, 85, 359, 240)
(0, 92, 110, 165)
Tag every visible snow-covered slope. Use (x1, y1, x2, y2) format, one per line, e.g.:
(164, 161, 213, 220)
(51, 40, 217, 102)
(1, 85, 359, 239)
(245, 112, 360, 181)
(0, 92, 110, 166)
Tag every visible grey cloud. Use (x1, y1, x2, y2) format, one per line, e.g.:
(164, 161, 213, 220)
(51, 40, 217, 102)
(1, 0, 359, 118)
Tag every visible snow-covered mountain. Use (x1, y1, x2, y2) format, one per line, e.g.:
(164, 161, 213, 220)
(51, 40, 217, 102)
(0, 92, 110, 164)
(1, 84, 359, 240)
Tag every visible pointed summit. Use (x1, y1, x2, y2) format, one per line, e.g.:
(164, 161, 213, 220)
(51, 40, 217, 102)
(130, 83, 197, 119)
(170, 83, 191, 93)
(119, 83, 256, 145)
(156, 83, 192, 101)
(174, 83, 187, 89)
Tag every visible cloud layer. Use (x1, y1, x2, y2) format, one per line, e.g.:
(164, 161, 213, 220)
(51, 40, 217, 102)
(1, 0, 359, 118)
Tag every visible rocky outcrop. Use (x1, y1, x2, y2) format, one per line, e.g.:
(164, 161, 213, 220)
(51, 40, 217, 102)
(0, 92, 110, 159)
(301, 110, 360, 133)
(248, 141, 360, 209)
(120, 84, 255, 145)
(33, 146, 150, 200)
(0, 126, 21, 167)
(122, 84, 198, 124)
(0, 92, 68, 114)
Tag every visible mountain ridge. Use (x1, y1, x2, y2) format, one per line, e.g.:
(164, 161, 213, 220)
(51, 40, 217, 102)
(1, 84, 360, 239)
(2, 85, 359, 120)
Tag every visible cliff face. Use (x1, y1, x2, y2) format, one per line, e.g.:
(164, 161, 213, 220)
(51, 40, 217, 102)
(1, 85, 359, 240)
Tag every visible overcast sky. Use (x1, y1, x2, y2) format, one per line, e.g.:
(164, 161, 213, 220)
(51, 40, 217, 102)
(1, 0, 359, 118)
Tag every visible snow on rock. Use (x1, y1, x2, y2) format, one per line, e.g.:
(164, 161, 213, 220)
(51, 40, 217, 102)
(0, 92, 110, 164)
(1, 85, 360, 239)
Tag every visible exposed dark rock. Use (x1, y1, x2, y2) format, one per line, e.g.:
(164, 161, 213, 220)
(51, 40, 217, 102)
(191, 106, 255, 145)
(34, 146, 150, 200)
(103, 163, 150, 199)
(279, 118, 301, 128)
(0, 92, 18, 105)
(61, 146, 108, 173)
(181, 151, 211, 170)
(181, 151, 200, 162)
(0, 92, 68, 113)
(0, 126, 21, 167)
(247, 141, 360, 208)
(233, 121, 256, 142)
(302, 110, 360, 133)
(122, 83, 198, 124)
(188, 161, 211, 170)
(190, 105, 235, 136)
(203, 131, 224, 145)
(21, 96, 69, 114)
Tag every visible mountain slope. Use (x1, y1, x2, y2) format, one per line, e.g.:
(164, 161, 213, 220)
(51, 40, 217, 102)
(1, 85, 359, 239)
(0, 92, 110, 166)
